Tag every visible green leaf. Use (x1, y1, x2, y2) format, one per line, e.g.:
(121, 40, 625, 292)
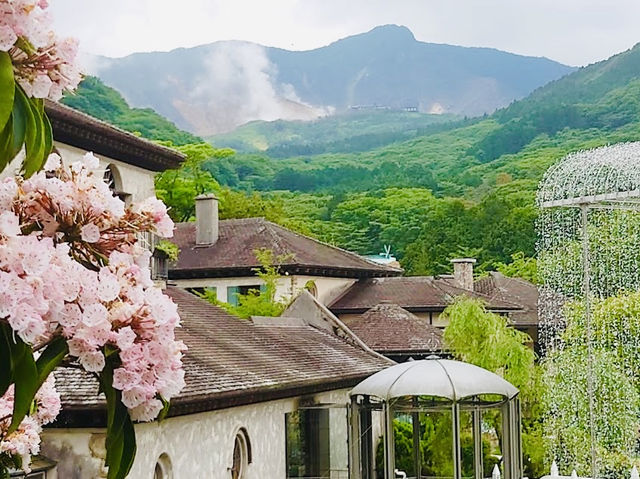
(0, 116, 14, 174)
(3, 334, 68, 434)
(0, 52, 14, 132)
(100, 360, 137, 479)
(35, 336, 68, 383)
(19, 89, 43, 178)
(157, 397, 170, 422)
(117, 413, 136, 479)
(7, 338, 38, 433)
(0, 323, 15, 397)
(9, 84, 29, 159)
(41, 109, 53, 159)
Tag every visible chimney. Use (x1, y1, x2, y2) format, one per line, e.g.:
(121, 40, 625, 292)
(195, 193, 219, 245)
(451, 258, 476, 291)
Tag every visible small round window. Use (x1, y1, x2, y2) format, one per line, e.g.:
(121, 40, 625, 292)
(154, 453, 172, 479)
(230, 428, 251, 479)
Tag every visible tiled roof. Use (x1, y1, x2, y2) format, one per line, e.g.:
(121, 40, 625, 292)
(474, 272, 539, 326)
(329, 276, 522, 313)
(341, 303, 444, 354)
(170, 218, 402, 279)
(46, 101, 185, 171)
(53, 287, 390, 426)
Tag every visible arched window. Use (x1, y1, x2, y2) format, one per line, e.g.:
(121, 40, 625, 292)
(103, 164, 131, 204)
(230, 428, 251, 479)
(103, 164, 121, 194)
(304, 280, 318, 298)
(153, 453, 173, 479)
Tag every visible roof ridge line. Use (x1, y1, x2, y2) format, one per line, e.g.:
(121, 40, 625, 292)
(263, 219, 402, 274)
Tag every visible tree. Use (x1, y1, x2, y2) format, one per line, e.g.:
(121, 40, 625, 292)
(496, 252, 539, 284)
(200, 249, 291, 319)
(441, 298, 544, 478)
(154, 142, 286, 224)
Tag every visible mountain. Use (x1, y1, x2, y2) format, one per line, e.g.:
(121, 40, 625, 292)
(61, 76, 201, 145)
(213, 41, 640, 275)
(207, 42, 640, 198)
(90, 25, 574, 135)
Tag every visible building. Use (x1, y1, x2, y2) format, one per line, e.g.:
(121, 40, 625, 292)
(1, 101, 184, 204)
(329, 259, 522, 327)
(42, 287, 391, 479)
(474, 271, 540, 348)
(169, 194, 402, 305)
(339, 302, 444, 362)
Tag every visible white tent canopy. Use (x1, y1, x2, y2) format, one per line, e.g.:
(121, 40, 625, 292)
(350, 358, 519, 402)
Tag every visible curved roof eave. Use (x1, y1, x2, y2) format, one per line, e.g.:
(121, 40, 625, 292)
(350, 358, 518, 401)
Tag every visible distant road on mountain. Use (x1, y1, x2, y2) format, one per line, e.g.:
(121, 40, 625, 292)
(89, 25, 574, 136)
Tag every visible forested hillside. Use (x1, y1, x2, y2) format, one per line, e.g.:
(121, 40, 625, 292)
(65, 42, 640, 278)
(209, 109, 459, 156)
(61, 76, 201, 145)
(201, 42, 640, 273)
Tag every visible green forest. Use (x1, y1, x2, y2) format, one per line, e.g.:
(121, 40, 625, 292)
(64, 42, 640, 278)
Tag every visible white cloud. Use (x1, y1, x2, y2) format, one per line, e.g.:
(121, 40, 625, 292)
(50, 0, 640, 66)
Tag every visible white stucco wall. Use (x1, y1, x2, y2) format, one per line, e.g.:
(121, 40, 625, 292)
(173, 275, 356, 306)
(0, 142, 156, 203)
(56, 143, 156, 202)
(42, 388, 353, 479)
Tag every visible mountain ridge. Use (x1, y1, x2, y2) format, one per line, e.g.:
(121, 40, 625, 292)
(90, 24, 574, 135)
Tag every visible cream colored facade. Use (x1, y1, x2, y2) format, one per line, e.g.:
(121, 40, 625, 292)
(42, 388, 352, 479)
(0, 142, 156, 204)
(56, 143, 157, 203)
(173, 274, 357, 306)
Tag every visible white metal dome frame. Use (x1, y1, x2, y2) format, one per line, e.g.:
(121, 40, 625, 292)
(348, 359, 522, 479)
(536, 142, 640, 478)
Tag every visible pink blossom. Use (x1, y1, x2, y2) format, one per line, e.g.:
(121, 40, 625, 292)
(129, 398, 163, 422)
(30, 74, 52, 98)
(43, 152, 61, 171)
(58, 303, 81, 328)
(79, 350, 105, 372)
(0, 212, 20, 237)
(97, 268, 120, 302)
(112, 368, 141, 392)
(0, 178, 17, 210)
(0, 376, 59, 470)
(1, 0, 82, 100)
(80, 223, 100, 243)
(0, 157, 185, 469)
(0, 24, 17, 51)
(81, 152, 99, 170)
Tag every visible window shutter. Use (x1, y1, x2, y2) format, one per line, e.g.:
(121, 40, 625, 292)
(227, 286, 240, 306)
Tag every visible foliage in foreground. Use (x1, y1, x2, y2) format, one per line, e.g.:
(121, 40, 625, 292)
(0, 5, 185, 477)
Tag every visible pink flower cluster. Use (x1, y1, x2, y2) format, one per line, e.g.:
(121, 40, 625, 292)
(0, 376, 60, 472)
(0, 152, 185, 426)
(0, 0, 81, 100)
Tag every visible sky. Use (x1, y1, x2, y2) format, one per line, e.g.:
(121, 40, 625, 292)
(50, 0, 640, 67)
